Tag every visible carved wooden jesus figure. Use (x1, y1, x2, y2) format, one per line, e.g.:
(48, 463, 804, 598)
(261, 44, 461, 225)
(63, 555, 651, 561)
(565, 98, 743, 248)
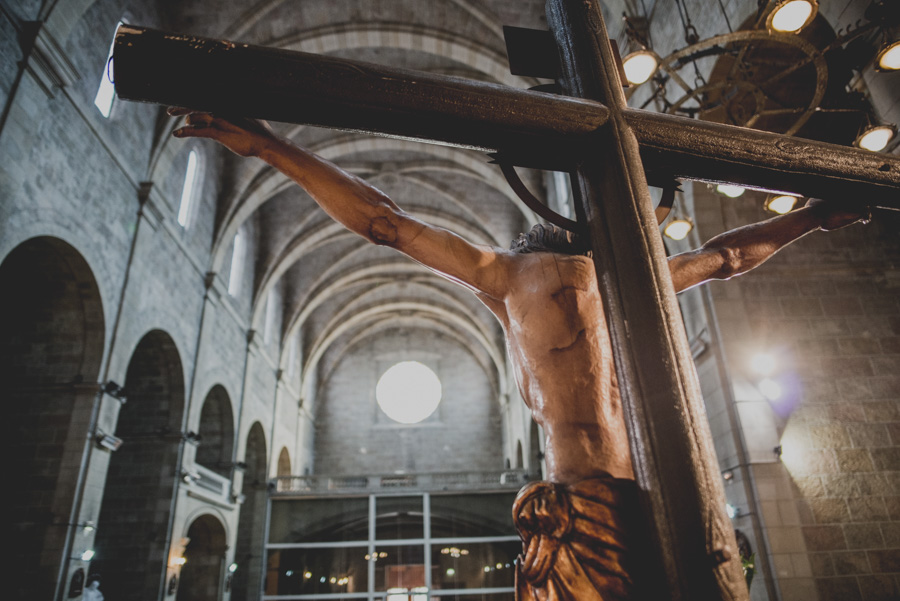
(171, 109, 866, 599)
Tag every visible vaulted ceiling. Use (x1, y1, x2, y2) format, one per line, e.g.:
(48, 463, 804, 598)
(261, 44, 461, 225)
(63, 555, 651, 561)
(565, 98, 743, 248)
(130, 0, 895, 411)
(146, 0, 578, 406)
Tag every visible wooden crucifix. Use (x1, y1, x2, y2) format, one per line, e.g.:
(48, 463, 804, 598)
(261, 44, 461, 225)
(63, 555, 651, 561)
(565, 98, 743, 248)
(113, 1, 900, 599)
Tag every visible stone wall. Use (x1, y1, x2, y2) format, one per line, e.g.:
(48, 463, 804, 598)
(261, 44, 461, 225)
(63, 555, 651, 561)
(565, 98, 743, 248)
(683, 183, 900, 601)
(314, 328, 503, 475)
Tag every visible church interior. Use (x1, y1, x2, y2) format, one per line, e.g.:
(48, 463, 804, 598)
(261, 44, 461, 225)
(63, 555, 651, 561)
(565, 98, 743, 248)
(2, 0, 898, 600)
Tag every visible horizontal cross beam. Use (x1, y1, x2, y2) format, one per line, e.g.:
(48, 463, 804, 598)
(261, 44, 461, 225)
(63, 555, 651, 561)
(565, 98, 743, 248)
(114, 25, 900, 208)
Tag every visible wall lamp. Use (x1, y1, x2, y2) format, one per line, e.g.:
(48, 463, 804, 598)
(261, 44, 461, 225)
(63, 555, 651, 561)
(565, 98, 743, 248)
(101, 381, 127, 403)
(94, 430, 123, 452)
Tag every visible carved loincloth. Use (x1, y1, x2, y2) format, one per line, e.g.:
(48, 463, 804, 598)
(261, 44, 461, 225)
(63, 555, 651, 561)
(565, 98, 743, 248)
(513, 476, 642, 601)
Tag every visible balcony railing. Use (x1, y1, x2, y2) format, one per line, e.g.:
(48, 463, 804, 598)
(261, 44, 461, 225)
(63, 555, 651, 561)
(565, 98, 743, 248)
(190, 463, 231, 501)
(270, 469, 533, 496)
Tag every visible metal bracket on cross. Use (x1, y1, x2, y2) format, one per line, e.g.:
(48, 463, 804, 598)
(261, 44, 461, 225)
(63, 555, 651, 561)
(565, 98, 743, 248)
(489, 152, 680, 232)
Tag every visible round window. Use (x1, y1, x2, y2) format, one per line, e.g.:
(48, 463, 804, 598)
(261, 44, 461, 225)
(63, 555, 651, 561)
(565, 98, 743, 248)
(375, 361, 442, 424)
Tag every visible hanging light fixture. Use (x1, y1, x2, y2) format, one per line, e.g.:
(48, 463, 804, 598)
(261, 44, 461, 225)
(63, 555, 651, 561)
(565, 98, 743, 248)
(716, 184, 746, 198)
(766, 0, 818, 34)
(664, 218, 693, 241)
(622, 49, 659, 85)
(855, 123, 897, 152)
(765, 194, 799, 214)
(875, 40, 900, 71)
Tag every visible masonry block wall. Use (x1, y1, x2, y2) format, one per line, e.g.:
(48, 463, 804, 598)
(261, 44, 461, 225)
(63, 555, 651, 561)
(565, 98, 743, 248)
(315, 328, 503, 475)
(1, 1, 296, 598)
(686, 183, 900, 601)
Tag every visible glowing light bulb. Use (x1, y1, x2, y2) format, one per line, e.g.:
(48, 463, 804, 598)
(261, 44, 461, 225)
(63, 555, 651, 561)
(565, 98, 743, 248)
(663, 219, 693, 241)
(766, 195, 798, 214)
(716, 184, 745, 198)
(856, 125, 895, 152)
(228, 562, 238, 573)
(81, 549, 95, 561)
(769, 0, 816, 33)
(622, 50, 658, 85)
(876, 41, 900, 71)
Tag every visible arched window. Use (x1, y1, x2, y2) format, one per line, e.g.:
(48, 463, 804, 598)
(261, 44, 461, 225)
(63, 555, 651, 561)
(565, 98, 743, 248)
(286, 333, 299, 379)
(552, 171, 573, 218)
(375, 361, 442, 424)
(263, 287, 278, 343)
(228, 229, 246, 297)
(94, 22, 122, 118)
(177, 149, 200, 227)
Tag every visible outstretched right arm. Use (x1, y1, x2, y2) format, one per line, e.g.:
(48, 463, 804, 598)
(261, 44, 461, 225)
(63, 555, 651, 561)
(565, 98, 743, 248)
(172, 109, 510, 299)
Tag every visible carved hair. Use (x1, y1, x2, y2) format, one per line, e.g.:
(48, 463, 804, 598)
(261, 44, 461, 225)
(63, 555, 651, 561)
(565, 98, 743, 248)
(509, 223, 591, 256)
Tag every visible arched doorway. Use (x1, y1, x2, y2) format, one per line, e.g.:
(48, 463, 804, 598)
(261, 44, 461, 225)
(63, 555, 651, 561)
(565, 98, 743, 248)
(92, 330, 185, 601)
(2, 237, 105, 600)
(177, 514, 228, 601)
(277, 447, 291, 477)
(231, 423, 268, 600)
(196, 385, 234, 477)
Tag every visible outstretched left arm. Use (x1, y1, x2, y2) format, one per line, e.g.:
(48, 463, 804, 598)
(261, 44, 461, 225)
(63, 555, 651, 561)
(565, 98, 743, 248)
(668, 199, 869, 293)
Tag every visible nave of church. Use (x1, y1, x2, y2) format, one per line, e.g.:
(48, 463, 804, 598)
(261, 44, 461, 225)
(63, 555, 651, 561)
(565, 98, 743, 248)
(2, 0, 898, 600)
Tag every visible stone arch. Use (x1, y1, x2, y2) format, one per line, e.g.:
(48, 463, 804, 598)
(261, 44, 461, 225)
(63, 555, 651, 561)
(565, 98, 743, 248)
(195, 385, 235, 477)
(93, 329, 185, 601)
(1, 237, 105, 600)
(176, 514, 228, 601)
(1, 236, 105, 385)
(232, 422, 268, 601)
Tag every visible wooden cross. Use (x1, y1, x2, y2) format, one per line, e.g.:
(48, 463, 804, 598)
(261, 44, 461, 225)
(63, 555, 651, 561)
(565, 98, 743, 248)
(113, 1, 900, 599)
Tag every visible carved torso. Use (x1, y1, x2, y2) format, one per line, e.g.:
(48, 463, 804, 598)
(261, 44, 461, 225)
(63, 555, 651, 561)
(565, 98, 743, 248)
(478, 252, 634, 484)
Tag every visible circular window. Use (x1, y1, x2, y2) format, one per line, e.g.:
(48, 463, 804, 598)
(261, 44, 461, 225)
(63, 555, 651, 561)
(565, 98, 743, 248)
(375, 361, 442, 424)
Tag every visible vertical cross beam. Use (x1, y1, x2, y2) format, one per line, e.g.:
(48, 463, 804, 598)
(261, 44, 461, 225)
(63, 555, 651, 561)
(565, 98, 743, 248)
(545, 1, 747, 599)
